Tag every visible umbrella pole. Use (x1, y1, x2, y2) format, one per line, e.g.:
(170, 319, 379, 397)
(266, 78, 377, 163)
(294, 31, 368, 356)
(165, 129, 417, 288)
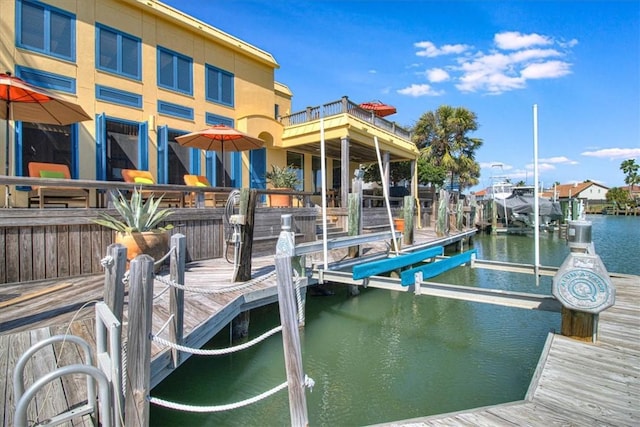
(221, 145, 225, 188)
(4, 101, 10, 208)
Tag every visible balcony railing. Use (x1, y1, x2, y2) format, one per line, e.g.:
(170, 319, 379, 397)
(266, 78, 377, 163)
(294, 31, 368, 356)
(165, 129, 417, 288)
(280, 96, 412, 141)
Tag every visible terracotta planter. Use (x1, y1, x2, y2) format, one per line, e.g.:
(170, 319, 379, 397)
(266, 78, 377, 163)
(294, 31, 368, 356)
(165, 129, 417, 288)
(115, 230, 169, 269)
(269, 189, 292, 207)
(393, 218, 405, 232)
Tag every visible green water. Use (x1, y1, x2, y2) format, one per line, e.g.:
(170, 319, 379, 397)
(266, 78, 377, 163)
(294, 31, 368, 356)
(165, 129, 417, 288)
(150, 215, 638, 426)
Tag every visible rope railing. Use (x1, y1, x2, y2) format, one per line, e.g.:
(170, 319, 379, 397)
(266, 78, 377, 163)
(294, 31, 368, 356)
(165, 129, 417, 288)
(149, 381, 288, 413)
(153, 270, 276, 294)
(151, 325, 283, 356)
(148, 375, 315, 414)
(100, 224, 312, 423)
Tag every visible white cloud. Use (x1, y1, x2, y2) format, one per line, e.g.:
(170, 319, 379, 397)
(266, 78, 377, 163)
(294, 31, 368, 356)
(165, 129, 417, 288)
(526, 163, 557, 172)
(494, 31, 552, 50)
(426, 68, 450, 83)
(414, 41, 471, 57)
(521, 60, 572, 79)
(510, 48, 561, 63)
(404, 31, 577, 96)
(368, 69, 377, 74)
(559, 38, 579, 48)
(539, 156, 579, 165)
(397, 83, 444, 97)
(581, 148, 640, 159)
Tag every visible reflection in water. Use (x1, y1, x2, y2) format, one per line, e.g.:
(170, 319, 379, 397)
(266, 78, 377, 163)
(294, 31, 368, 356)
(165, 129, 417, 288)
(151, 215, 636, 426)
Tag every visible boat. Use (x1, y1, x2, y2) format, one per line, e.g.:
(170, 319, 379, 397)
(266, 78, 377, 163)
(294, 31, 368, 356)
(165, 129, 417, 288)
(486, 179, 514, 201)
(494, 186, 563, 232)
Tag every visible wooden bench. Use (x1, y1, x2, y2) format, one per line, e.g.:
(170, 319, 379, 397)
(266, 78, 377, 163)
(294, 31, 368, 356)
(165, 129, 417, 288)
(183, 174, 228, 207)
(27, 162, 90, 208)
(121, 169, 185, 207)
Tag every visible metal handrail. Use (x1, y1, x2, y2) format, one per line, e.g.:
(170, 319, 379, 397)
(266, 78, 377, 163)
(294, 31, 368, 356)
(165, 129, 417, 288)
(280, 97, 412, 140)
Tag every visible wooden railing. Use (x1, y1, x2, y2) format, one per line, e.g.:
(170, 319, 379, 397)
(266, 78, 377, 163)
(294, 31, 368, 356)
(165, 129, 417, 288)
(280, 96, 412, 140)
(0, 175, 313, 209)
(0, 201, 318, 285)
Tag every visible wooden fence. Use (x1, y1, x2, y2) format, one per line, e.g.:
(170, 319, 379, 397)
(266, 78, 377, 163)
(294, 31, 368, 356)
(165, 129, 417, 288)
(0, 207, 318, 285)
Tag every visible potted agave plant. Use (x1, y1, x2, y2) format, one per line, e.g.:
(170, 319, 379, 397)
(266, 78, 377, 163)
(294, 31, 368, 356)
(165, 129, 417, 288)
(93, 187, 174, 266)
(265, 164, 300, 207)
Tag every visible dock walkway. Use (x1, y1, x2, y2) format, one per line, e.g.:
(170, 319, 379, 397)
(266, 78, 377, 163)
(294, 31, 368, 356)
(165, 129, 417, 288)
(9, 228, 637, 426)
(375, 273, 640, 426)
(0, 226, 466, 426)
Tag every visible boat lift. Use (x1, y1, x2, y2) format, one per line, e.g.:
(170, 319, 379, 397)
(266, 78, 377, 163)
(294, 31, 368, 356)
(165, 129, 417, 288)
(291, 222, 560, 312)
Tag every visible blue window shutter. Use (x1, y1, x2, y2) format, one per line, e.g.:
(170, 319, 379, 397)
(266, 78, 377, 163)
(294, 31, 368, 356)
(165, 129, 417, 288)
(190, 148, 200, 175)
(96, 113, 106, 180)
(157, 125, 168, 183)
(206, 151, 216, 186)
(231, 152, 241, 187)
(139, 121, 148, 170)
(70, 123, 79, 178)
(250, 148, 266, 189)
(14, 122, 23, 176)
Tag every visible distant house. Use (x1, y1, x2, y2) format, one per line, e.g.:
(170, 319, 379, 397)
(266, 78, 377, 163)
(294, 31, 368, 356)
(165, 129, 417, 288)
(542, 182, 609, 202)
(620, 185, 640, 201)
(473, 188, 488, 201)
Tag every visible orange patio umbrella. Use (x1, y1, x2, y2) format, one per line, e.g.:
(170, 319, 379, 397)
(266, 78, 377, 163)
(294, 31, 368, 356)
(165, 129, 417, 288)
(1, 72, 92, 206)
(358, 100, 397, 117)
(175, 124, 264, 187)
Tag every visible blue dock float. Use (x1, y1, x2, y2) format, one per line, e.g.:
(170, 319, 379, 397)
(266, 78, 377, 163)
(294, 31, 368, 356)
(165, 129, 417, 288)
(400, 249, 477, 286)
(352, 246, 444, 280)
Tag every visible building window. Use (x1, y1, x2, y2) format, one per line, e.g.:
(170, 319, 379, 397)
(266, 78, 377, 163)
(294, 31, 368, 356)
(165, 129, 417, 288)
(106, 120, 140, 181)
(158, 100, 194, 120)
(96, 85, 142, 108)
(96, 24, 141, 80)
(205, 64, 234, 106)
(167, 129, 190, 185)
(286, 151, 304, 191)
(17, 66, 76, 93)
(332, 159, 341, 189)
(21, 123, 73, 175)
(312, 156, 322, 193)
(16, 0, 75, 61)
(157, 47, 192, 95)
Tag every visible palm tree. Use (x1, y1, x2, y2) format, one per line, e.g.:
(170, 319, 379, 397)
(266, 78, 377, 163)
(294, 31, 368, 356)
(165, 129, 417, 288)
(413, 105, 483, 191)
(620, 159, 639, 195)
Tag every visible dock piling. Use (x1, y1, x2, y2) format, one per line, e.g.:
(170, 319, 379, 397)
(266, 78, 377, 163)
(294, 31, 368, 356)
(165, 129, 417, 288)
(124, 254, 155, 427)
(275, 215, 309, 426)
(169, 234, 186, 367)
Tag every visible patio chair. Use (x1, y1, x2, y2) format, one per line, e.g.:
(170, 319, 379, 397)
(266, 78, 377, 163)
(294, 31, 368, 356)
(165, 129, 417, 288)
(183, 174, 228, 207)
(121, 169, 185, 207)
(27, 162, 90, 208)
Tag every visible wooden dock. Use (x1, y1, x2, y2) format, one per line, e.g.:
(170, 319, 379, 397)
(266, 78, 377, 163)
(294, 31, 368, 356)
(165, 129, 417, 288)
(5, 226, 638, 426)
(0, 226, 470, 426)
(373, 273, 640, 426)
(1, 253, 290, 425)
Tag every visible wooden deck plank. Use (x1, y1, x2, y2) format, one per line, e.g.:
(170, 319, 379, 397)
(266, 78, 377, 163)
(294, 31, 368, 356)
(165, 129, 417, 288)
(0, 334, 10, 426)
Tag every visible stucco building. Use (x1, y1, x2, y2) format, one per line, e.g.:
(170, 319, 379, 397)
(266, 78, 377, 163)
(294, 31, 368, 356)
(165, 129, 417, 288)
(1, 0, 418, 208)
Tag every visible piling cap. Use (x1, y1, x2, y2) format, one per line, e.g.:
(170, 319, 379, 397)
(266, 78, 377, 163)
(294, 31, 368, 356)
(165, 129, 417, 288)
(567, 220, 592, 250)
(281, 214, 292, 231)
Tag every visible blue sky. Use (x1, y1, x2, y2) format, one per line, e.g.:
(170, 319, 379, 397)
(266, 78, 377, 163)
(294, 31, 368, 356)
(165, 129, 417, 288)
(164, 0, 639, 191)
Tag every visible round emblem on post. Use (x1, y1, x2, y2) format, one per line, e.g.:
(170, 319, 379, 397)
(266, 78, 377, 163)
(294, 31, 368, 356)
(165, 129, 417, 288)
(553, 268, 614, 313)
